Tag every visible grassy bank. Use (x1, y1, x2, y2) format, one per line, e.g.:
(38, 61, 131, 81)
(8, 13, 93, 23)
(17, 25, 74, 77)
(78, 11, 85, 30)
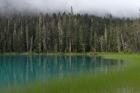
(1, 53, 140, 93)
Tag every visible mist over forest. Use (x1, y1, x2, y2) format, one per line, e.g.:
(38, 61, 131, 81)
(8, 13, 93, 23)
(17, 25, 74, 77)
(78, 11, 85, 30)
(0, 0, 140, 18)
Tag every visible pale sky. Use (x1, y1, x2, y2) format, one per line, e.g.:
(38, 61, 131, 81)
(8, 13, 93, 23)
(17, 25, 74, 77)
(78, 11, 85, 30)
(0, 0, 140, 18)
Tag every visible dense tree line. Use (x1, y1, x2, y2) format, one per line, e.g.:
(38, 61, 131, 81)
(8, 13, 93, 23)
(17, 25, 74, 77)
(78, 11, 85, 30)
(0, 13, 140, 53)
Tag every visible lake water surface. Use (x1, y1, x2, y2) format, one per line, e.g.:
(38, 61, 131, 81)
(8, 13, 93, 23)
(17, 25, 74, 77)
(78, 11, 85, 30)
(0, 55, 124, 87)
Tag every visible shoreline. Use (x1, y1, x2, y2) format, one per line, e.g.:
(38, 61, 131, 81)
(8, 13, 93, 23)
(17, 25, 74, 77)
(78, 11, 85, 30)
(0, 52, 139, 55)
(0, 52, 97, 56)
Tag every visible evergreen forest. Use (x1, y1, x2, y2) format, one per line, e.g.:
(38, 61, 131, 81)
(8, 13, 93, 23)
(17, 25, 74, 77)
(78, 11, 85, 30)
(0, 13, 140, 53)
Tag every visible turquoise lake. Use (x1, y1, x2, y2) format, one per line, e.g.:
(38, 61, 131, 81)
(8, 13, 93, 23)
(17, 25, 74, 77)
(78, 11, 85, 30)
(0, 55, 124, 87)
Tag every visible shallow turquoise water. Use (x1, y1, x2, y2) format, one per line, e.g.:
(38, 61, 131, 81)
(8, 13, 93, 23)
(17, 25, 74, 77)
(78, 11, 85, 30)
(0, 55, 124, 87)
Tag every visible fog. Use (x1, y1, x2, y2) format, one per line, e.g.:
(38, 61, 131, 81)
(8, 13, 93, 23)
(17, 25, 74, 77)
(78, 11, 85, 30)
(0, 0, 140, 18)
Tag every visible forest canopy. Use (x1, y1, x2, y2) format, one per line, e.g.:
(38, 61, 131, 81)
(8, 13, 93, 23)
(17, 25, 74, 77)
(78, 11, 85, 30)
(0, 13, 140, 53)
